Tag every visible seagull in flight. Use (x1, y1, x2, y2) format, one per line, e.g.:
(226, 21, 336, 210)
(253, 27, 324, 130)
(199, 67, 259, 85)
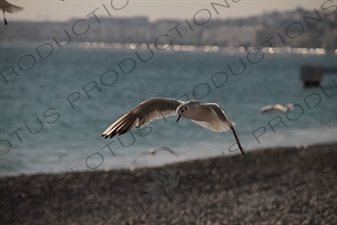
(0, 0, 24, 25)
(102, 97, 245, 156)
(130, 146, 179, 171)
(259, 103, 294, 114)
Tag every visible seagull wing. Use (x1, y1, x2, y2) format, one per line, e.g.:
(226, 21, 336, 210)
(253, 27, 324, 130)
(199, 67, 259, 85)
(102, 98, 182, 138)
(190, 103, 234, 132)
(155, 147, 179, 156)
(260, 104, 291, 113)
(259, 105, 273, 114)
(199, 103, 245, 156)
(271, 104, 284, 112)
(130, 151, 151, 169)
(1, 1, 24, 13)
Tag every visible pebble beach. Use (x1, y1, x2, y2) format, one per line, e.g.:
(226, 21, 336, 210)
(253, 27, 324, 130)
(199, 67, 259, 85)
(1, 142, 336, 225)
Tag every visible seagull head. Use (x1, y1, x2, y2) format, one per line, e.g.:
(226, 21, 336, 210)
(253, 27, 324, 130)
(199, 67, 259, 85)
(176, 103, 192, 122)
(285, 103, 294, 110)
(148, 148, 156, 154)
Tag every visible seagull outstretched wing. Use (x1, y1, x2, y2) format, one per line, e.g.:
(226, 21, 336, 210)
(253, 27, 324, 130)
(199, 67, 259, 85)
(199, 103, 245, 156)
(102, 98, 182, 138)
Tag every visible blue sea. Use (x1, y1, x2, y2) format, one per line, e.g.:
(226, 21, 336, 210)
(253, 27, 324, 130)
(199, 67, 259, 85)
(0, 44, 336, 176)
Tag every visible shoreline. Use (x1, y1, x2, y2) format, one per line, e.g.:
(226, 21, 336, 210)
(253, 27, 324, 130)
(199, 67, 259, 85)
(1, 142, 336, 224)
(2, 140, 337, 178)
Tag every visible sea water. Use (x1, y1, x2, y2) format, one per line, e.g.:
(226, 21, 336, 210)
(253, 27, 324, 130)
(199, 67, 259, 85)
(0, 45, 336, 176)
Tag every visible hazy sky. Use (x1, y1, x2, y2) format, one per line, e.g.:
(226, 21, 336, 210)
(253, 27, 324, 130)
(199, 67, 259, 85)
(4, 0, 329, 22)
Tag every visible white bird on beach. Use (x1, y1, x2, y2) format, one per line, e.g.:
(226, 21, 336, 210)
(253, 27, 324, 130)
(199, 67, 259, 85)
(130, 146, 179, 171)
(102, 97, 245, 156)
(0, 0, 24, 25)
(259, 103, 294, 114)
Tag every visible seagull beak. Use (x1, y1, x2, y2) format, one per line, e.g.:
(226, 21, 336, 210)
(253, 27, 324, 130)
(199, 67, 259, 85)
(176, 116, 181, 122)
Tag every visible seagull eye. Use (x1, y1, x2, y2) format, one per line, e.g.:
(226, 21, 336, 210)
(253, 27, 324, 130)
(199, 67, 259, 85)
(184, 107, 187, 110)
